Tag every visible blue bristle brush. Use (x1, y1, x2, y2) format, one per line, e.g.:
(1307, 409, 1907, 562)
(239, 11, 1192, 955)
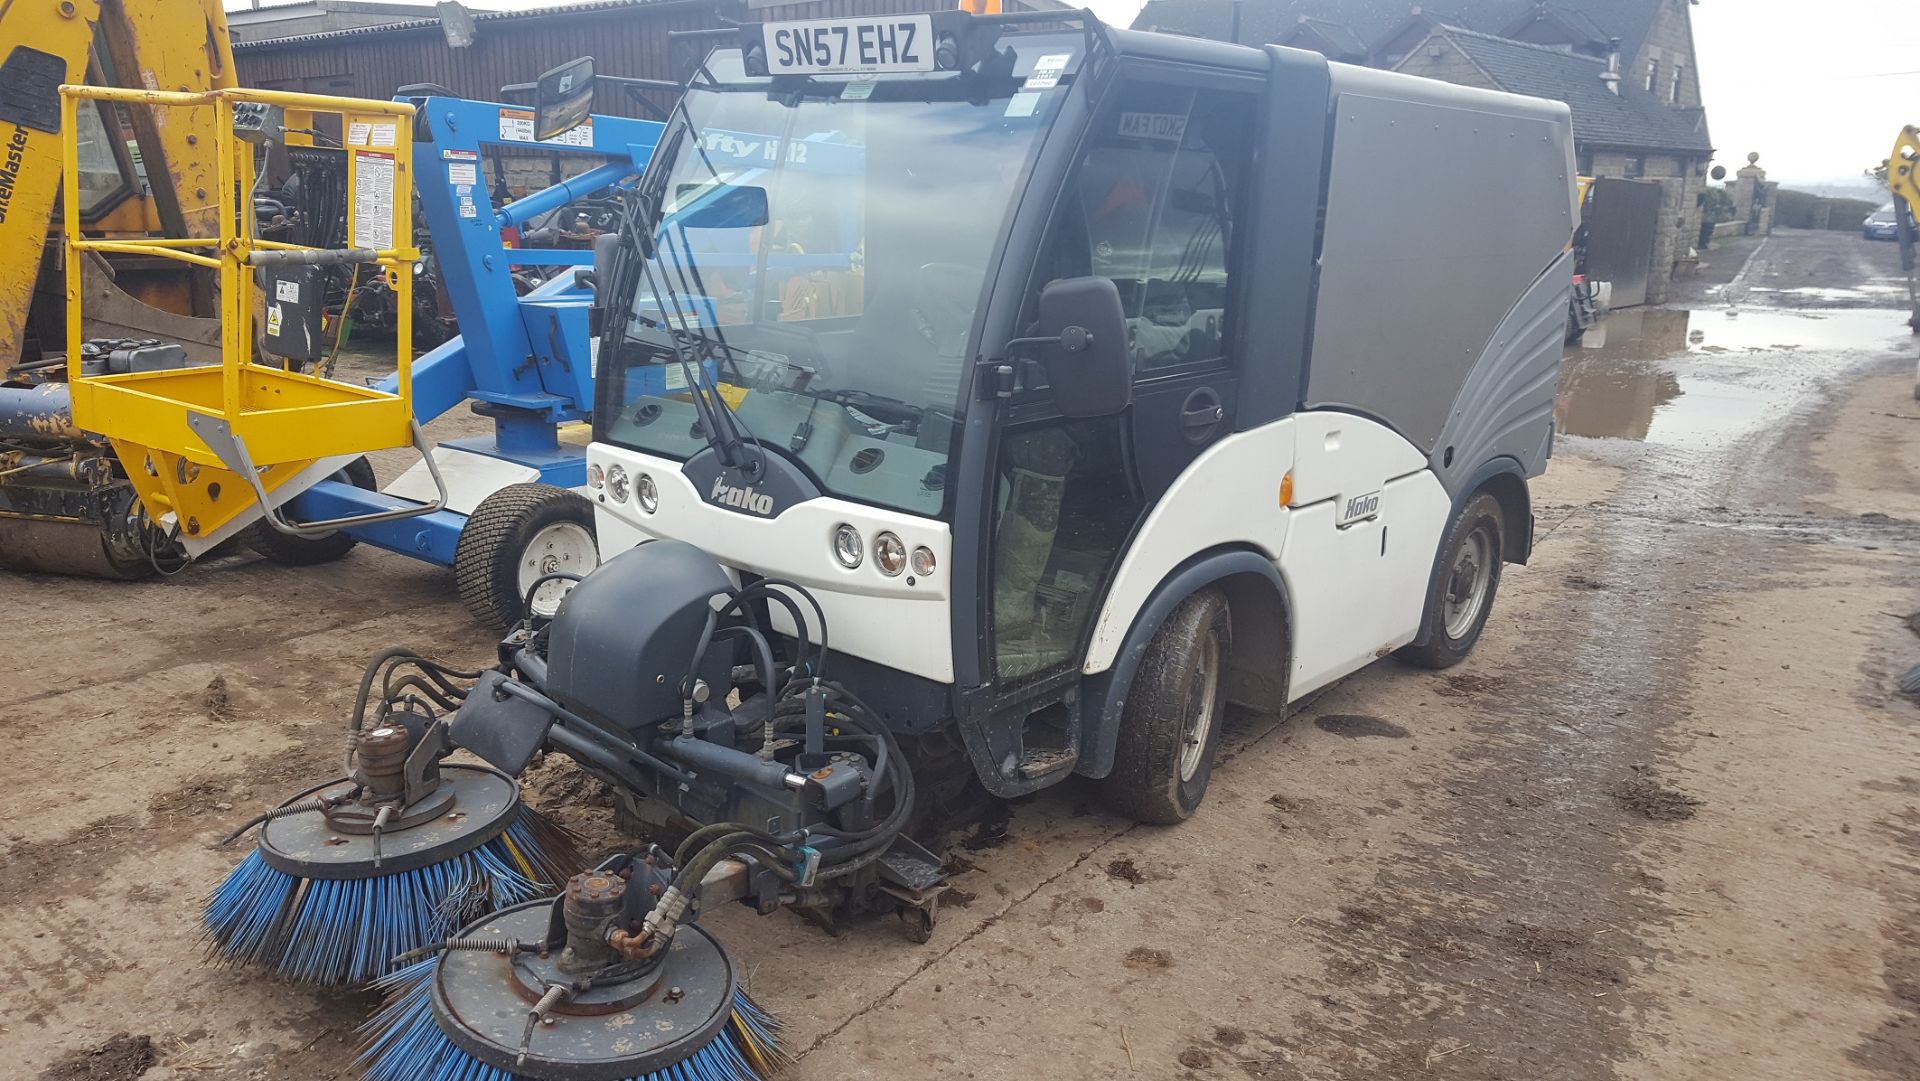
(356, 892, 788, 1081)
(203, 649, 580, 986)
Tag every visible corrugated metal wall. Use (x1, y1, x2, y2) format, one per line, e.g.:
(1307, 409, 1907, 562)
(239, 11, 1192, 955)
(235, 0, 1001, 113)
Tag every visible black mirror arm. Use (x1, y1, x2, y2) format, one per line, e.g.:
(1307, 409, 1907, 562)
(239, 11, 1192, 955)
(1004, 325, 1094, 357)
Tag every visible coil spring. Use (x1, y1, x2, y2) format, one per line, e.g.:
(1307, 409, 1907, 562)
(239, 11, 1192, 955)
(444, 936, 521, 953)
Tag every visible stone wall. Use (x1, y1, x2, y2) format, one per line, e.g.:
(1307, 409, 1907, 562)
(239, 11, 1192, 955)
(1633, 0, 1702, 109)
(1726, 159, 1777, 236)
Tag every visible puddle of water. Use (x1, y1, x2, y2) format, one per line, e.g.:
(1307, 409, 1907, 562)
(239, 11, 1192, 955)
(1555, 307, 1912, 444)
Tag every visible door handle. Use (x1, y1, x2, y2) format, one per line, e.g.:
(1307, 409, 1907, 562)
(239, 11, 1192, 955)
(1178, 387, 1225, 444)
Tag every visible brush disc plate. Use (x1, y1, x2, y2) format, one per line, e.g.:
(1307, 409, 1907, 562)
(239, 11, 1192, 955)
(258, 764, 521, 880)
(432, 899, 739, 1081)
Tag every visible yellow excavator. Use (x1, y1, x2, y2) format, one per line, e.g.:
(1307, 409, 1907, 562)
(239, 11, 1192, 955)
(0, 0, 420, 576)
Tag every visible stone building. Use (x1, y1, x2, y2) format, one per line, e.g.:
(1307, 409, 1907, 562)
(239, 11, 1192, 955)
(1131, 1, 1715, 303)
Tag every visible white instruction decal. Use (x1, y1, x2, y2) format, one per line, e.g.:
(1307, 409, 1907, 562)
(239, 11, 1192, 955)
(370, 121, 397, 146)
(352, 150, 397, 250)
(663, 364, 689, 391)
(447, 162, 478, 186)
(1023, 53, 1070, 90)
(275, 279, 300, 303)
(1005, 92, 1040, 118)
(347, 121, 372, 146)
(498, 108, 593, 147)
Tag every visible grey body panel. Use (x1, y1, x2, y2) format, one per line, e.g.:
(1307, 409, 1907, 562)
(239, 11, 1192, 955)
(1430, 246, 1572, 488)
(1303, 64, 1575, 456)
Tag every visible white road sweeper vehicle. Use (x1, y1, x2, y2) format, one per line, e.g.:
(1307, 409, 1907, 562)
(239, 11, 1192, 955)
(213, 12, 1575, 1081)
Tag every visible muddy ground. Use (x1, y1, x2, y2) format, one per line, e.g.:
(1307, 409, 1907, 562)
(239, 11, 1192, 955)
(3, 228, 1918, 1081)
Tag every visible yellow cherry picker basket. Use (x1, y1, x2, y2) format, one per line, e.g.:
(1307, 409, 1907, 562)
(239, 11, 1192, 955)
(58, 84, 444, 555)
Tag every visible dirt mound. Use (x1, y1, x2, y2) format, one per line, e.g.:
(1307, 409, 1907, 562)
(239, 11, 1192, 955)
(38, 1034, 154, 1081)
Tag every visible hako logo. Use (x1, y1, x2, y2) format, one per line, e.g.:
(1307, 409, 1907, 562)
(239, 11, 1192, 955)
(1336, 490, 1381, 527)
(710, 476, 775, 516)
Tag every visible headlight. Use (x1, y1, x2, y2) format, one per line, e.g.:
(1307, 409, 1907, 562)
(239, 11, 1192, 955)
(832, 524, 863, 569)
(635, 473, 658, 513)
(873, 532, 906, 576)
(606, 464, 630, 502)
(910, 545, 936, 577)
(585, 463, 604, 489)
(412, 260, 425, 276)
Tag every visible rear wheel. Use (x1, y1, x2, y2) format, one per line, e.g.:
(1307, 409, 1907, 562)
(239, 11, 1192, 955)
(1397, 492, 1505, 670)
(454, 482, 598, 631)
(244, 456, 376, 566)
(1100, 588, 1232, 825)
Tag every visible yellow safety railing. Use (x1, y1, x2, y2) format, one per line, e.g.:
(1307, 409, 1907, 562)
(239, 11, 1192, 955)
(59, 84, 437, 552)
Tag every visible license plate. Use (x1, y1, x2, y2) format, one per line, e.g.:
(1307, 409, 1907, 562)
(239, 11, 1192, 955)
(762, 15, 935, 76)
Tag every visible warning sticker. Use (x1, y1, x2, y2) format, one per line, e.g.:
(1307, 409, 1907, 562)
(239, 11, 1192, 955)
(447, 162, 478, 186)
(347, 121, 372, 146)
(266, 304, 283, 336)
(352, 151, 397, 250)
(275, 279, 300, 303)
(498, 107, 593, 147)
(442, 148, 479, 161)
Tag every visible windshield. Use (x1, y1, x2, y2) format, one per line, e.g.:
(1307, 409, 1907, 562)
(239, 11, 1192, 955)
(599, 41, 1078, 516)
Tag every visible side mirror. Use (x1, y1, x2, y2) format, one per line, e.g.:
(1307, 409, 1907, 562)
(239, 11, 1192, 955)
(533, 56, 595, 142)
(670, 182, 770, 229)
(1031, 276, 1130, 419)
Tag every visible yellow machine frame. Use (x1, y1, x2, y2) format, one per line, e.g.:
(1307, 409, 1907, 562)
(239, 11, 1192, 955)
(59, 84, 423, 549)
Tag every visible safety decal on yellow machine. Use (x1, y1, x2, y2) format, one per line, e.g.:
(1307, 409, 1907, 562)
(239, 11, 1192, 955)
(352, 150, 396, 250)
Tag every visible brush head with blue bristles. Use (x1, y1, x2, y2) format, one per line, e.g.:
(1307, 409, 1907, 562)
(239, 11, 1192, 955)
(203, 764, 579, 986)
(357, 898, 788, 1081)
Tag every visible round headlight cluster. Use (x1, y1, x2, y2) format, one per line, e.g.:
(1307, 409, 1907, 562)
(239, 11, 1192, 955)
(635, 472, 658, 513)
(605, 464, 630, 503)
(831, 525, 936, 580)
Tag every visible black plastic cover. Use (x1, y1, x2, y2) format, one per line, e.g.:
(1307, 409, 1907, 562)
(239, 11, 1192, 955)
(448, 670, 557, 777)
(545, 540, 736, 734)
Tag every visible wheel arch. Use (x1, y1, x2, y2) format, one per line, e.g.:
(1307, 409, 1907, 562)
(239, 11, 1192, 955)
(1075, 545, 1292, 781)
(1408, 459, 1532, 649)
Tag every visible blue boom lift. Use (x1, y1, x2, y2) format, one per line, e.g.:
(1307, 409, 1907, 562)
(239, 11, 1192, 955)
(267, 94, 662, 627)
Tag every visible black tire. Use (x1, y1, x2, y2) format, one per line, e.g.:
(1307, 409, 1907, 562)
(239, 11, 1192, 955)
(454, 482, 598, 631)
(243, 456, 376, 566)
(1099, 588, 1232, 825)
(1397, 492, 1506, 670)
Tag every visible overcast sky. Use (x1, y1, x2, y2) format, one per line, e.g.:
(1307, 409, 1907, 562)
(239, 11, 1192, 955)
(238, 0, 1917, 186)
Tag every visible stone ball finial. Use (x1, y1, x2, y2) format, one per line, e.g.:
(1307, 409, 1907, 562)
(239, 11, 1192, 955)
(1747, 152, 1760, 164)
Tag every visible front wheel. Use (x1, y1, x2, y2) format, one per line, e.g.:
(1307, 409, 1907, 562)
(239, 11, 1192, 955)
(454, 483, 599, 631)
(1100, 587, 1233, 825)
(1397, 492, 1506, 670)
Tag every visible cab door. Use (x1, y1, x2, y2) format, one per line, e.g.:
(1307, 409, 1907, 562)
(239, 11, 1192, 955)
(977, 71, 1259, 766)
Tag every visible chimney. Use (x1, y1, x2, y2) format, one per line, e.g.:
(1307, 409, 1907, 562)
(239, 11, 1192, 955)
(1600, 36, 1622, 94)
